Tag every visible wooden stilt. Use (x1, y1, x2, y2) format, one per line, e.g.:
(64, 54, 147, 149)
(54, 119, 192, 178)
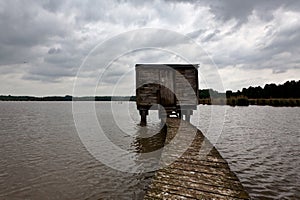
(159, 109, 166, 124)
(177, 110, 181, 119)
(186, 113, 190, 122)
(185, 110, 192, 122)
(181, 110, 186, 121)
(140, 110, 148, 126)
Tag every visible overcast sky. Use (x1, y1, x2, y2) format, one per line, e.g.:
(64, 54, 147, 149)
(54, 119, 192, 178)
(1, 0, 300, 96)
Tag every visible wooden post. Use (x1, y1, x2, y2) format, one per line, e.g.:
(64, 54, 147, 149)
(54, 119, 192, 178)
(140, 110, 148, 126)
(185, 110, 193, 122)
(182, 110, 191, 122)
(177, 110, 181, 119)
(159, 109, 166, 124)
(185, 112, 190, 122)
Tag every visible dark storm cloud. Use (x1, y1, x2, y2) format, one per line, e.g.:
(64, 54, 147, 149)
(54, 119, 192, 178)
(41, 0, 65, 13)
(208, 0, 274, 24)
(0, 0, 299, 95)
(0, 1, 68, 47)
(48, 48, 61, 55)
(189, 0, 300, 74)
(263, 24, 300, 53)
(190, 0, 300, 24)
(0, 0, 72, 67)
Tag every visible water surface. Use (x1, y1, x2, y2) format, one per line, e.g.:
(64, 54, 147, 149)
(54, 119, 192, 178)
(0, 102, 299, 199)
(192, 105, 300, 199)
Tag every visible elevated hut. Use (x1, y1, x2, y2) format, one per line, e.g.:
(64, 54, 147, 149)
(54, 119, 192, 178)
(135, 64, 199, 125)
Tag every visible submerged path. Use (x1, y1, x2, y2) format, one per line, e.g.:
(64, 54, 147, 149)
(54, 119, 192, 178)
(144, 118, 250, 200)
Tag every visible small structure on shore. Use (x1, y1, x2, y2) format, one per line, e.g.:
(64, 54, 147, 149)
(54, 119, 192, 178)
(135, 64, 199, 125)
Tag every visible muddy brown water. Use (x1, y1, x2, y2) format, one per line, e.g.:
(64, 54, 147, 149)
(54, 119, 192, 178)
(0, 102, 299, 199)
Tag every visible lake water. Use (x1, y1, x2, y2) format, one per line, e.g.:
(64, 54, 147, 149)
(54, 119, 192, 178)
(0, 102, 299, 199)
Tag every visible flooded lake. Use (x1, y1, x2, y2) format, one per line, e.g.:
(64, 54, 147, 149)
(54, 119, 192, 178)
(0, 102, 299, 199)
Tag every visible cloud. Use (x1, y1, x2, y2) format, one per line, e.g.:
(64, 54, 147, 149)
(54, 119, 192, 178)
(206, 0, 300, 24)
(272, 69, 287, 74)
(48, 47, 61, 55)
(0, 0, 299, 95)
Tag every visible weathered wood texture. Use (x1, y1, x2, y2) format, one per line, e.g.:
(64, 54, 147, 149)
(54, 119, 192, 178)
(175, 68, 198, 105)
(136, 64, 199, 109)
(144, 118, 250, 200)
(160, 69, 175, 106)
(136, 68, 161, 107)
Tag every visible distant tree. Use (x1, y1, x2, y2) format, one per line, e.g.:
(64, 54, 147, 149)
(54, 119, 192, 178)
(225, 80, 300, 99)
(226, 90, 233, 98)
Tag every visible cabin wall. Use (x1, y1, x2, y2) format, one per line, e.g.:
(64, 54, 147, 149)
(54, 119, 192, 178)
(136, 68, 160, 108)
(175, 68, 198, 105)
(159, 69, 175, 106)
(136, 66, 199, 109)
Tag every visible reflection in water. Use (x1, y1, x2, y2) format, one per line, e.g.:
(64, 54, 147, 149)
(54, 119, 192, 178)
(131, 124, 168, 195)
(133, 125, 167, 154)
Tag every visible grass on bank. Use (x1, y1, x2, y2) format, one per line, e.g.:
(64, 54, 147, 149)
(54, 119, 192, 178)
(199, 97, 300, 107)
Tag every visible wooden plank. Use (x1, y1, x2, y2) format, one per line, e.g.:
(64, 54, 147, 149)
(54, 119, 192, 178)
(144, 118, 250, 200)
(174, 69, 198, 106)
(160, 69, 175, 106)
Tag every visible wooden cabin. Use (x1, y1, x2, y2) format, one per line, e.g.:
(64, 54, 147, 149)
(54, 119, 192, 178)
(135, 64, 199, 125)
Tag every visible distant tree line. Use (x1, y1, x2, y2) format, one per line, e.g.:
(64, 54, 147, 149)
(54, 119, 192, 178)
(198, 80, 300, 99)
(1, 80, 299, 107)
(0, 95, 136, 101)
(199, 89, 225, 99)
(198, 80, 300, 106)
(226, 80, 300, 99)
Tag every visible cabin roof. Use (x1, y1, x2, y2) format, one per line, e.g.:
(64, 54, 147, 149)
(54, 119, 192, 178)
(135, 64, 199, 69)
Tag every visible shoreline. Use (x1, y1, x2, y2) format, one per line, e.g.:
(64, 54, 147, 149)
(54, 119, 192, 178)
(1, 97, 300, 107)
(199, 97, 300, 107)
